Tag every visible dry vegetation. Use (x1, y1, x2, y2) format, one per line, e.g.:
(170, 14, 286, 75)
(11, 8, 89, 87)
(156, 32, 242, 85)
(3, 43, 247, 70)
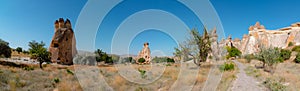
(239, 59, 300, 91)
(0, 61, 82, 91)
(11, 51, 30, 58)
(216, 61, 238, 91)
(98, 63, 213, 91)
(0, 59, 238, 91)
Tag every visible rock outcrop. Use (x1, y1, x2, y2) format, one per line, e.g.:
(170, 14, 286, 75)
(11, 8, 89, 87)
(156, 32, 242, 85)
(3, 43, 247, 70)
(224, 21, 300, 55)
(49, 18, 77, 65)
(135, 42, 151, 64)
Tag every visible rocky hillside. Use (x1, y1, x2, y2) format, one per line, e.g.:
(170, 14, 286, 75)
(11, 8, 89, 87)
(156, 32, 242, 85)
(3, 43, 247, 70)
(222, 22, 300, 54)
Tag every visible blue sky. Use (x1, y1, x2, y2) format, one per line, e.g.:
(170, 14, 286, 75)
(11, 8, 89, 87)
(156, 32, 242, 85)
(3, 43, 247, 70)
(1, 0, 300, 56)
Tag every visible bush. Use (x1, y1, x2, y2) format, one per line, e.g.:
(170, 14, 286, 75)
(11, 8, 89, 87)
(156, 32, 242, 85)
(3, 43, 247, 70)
(16, 47, 23, 54)
(280, 49, 291, 61)
(53, 78, 60, 83)
(295, 53, 300, 63)
(23, 66, 34, 71)
(220, 62, 235, 71)
(123, 57, 133, 63)
(138, 69, 147, 79)
(152, 57, 175, 63)
(138, 58, 145, 63)
(263, 78, 286, 91)
(255, 47, 281, 68)
(243, 54, 255, 63)
(166, 58, 175, 63)
(95, 49, 114, 64)
(66, 69, 74, 75)
(292, 46, 300, 52)
(166, 63, 171, 66)
(226, 46, 242, 59)
(0, 39, 12, 58)
(288, 42, 294, 47)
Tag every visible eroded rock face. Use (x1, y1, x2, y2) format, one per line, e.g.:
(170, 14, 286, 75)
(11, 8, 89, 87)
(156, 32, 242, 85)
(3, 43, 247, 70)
(237, 22, 300, 55)
(136, 42, 151, 64)
(49, 18, 77, 65)
(210, 28, 221, 60)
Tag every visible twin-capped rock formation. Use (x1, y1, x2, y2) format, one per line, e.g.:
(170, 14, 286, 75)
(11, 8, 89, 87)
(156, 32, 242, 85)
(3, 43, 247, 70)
(225, 22, 300, 54)
(135, 42, 151, 64)
(49, 18, 77, 65)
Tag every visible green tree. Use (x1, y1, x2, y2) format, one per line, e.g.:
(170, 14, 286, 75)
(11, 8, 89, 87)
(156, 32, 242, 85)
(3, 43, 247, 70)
(172, 27, 212, 66)
(0, 39, 11, 58)
(189, 28, 211, 66)
(226, 46, 242, 59)
(295, 53, 300, 63)
(124, 57, 133, 63)
(95, 49, 113, 64)
(138, 58, 146, 63)
(280, 49, 291, 61)
(28, 40, 51, 69)
(292, 46, 300, 52)
(166, 58, 175, 63)
(255, 47, 281, 73)
(16, 47, 23, 54)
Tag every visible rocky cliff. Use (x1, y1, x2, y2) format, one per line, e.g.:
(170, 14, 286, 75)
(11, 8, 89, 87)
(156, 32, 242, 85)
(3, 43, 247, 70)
(226, 22, 300, 54)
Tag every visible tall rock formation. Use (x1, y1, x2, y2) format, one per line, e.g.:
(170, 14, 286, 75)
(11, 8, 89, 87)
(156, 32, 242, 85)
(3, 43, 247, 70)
(210, 28, 221, 60)
(136, 42, 151, 64)
(49, 18, 77, 65)
(235, 22, 300, 54)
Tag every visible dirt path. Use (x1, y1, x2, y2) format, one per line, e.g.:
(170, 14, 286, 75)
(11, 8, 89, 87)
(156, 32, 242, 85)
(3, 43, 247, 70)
(230, 60, 268, 91)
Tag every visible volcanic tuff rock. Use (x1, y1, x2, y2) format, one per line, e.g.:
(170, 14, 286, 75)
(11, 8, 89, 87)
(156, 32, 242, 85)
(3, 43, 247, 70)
(49, 18, 77, 65)
(225, 21, 300, 54)
(135, 42, 151, 64)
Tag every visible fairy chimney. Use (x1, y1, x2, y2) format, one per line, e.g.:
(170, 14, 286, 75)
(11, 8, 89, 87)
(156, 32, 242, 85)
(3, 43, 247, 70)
(49, 18, 77, 65)
(136, 42, 151, 64)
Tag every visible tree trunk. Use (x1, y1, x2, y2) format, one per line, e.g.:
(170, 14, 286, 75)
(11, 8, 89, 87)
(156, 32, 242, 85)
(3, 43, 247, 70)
(39, 61, 43, 69)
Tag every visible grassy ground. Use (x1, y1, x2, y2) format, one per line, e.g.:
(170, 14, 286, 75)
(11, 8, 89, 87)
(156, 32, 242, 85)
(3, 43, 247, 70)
(239, 59, 300, 91)
(0, 59, 238, 91)
(98, 63, 212, 91)
(216, 60, 238, 91)
(0, 63, 82, 91)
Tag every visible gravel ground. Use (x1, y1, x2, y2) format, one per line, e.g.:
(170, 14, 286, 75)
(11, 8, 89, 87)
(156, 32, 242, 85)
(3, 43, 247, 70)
(230, 60, 268, 91)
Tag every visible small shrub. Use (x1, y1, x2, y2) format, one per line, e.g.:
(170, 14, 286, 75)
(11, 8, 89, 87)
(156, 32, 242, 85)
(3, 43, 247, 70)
(255, 47, 281, 69)
(53, 78, 60, 83)
(263, 78, 286, 91)
(288, 42, 294, 47)
(292, 46, 300, 52)
(166, 58, 175, 63)
(226, 46, 242, 59)
(209, 55, 213, 59)
(220, 62, 235, 71)
(138, 58, 146, 63)
(66, 69, 74, 75)
(243, 54, 255, 63)
(166, 63, 171, 66)
(280, 49, 291, 61)
(138, 69, 147, 79)
(23, 66, 34, 71)
(295, 53, 300, 63)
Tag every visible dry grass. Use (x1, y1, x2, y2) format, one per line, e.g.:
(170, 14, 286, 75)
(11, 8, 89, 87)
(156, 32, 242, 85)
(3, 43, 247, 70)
(96, 63, 215, 91)
(242, 59, 300, 91)
(11, 51, 30, 58)
(0, 60, 238, 91)
(0, 64, 82, 91)
(216, 61, 238, 91)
